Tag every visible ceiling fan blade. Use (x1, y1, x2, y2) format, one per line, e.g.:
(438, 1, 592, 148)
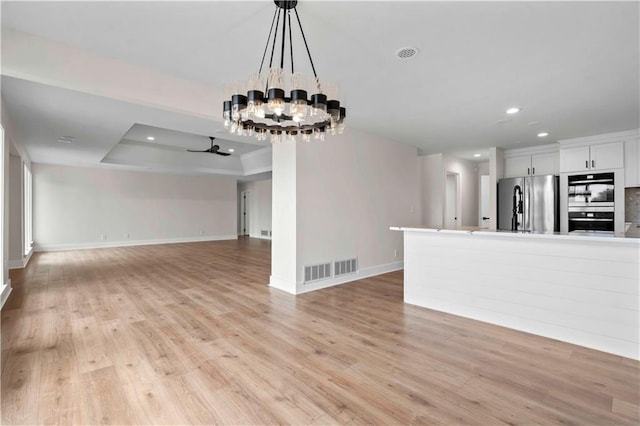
(187, 149, 209, 153)
(215, 151, 232, 156)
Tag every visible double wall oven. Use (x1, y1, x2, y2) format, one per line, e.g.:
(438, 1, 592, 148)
(567, 172, 615, 234)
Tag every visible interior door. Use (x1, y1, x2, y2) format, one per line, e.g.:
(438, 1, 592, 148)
(480, 175, 490, 229)
(240, 191, 250, 236)
(445, 172, 459, 229)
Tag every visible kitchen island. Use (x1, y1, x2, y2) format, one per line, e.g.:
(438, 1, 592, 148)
(391, 227, 640, 360)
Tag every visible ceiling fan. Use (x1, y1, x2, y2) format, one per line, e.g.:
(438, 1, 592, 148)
(187, 136, 231, 156)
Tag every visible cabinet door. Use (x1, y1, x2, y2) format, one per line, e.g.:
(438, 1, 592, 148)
(624, 139, 639, 187)
(531, 152, 559, 176)
(590, 141, 624, 170)
(504, 156, 532, 178)
(559, 146, 590, 173)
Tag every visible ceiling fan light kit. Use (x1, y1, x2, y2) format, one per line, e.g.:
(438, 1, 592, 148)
(222, 0, 346, 144)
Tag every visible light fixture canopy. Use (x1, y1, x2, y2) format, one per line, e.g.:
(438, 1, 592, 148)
(222, 0, 346, 143)
(537, 132, 549, 138)
(506, 107, 521, 114)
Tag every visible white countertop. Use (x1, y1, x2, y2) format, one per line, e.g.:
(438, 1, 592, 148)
(390, 226, 640, 245)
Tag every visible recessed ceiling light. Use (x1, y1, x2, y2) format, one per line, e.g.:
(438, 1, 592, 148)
(506, 107, 521, 114)
(537, 132, 549, 138)
(147, 136, 155, 141)
(228, 148, 235, 152)
(473, 153, 481, 157)
(57, 136, 75, 143)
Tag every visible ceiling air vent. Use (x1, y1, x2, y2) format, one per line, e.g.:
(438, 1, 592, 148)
(396, 47, 419, 59)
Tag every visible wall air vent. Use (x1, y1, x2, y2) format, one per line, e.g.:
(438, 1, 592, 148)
(261, 230, 269, 236)
(304, 263, 331, 283)
(335, 258, 358, 277)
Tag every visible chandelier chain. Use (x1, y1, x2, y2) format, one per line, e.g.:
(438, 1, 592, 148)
(293, 8, 319, 91)
(288, 12, 294, 74)
(258, 7, 279, 76)
(268, 8, 282, 70)
(280, 6, 287, 70)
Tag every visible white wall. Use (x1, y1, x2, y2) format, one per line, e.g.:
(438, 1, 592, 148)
(489, 147, 504, 231)
(443, 154, 479, 227)
(418, 153, 479, 228)
(2, 100, 32, 307)
(237, 179, 272, 238)
(270, 129, 419, 294)
(270, 140, 298, 293)
(477, 161, 490, 176)
(8, 154, 23, 266)
(418, 153, 444, 227)
(1, 124, 8, 307)
(33, 163, 237, 251)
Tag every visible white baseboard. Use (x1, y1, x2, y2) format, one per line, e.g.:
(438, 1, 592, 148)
(268, 275, 297, 294)
(34, 235, 238, 252)
(1, 280, 12, 310)
(250, 233, 272, 240)
(297, 261, 403, 294)
(8, 259, 24, 269)
(8, 249, 33, 270)
(269, 261, 404, 295)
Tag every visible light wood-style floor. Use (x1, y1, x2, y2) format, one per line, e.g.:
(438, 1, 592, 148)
(2, 237, 638, 425)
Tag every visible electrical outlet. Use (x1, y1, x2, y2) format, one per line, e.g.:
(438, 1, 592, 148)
(101, 234, 107, 240)
(394, 249, 398, 258)
(124, 233, 130, 239)
(200, 230, 205, 235)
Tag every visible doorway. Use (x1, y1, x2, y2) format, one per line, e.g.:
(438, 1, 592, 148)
(479, 175, 490, 229)
(445, 172, 460, 229)
(240, 191, 250, 236)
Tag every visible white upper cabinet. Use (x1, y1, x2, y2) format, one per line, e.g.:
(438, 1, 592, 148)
(504, 156, 532, 178)
(503, 146, 559, 178)
(560, 133, 625, 172)
(560, 146, 592, 172)
(625, 138, 640, 187)
(531, 152, 560, 176)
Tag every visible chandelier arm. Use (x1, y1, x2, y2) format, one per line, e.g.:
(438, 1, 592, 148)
(268, 7, 282, 69)
(288, 11, 294, 74)
(259, 6, 280, 75)
(293, 8, 319, 86)
(280, 4, 287, 70)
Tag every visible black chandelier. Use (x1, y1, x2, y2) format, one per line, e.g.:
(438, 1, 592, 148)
(222, 0, 346, 143)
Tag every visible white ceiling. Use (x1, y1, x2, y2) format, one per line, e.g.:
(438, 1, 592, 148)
(1, 1, 638, 172)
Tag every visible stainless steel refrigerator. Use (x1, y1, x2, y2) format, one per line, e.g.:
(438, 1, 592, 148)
(498, 175, 559, 233)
